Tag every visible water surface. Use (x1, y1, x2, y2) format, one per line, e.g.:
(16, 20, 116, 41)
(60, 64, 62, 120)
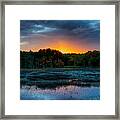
(20, 68, 100, 100)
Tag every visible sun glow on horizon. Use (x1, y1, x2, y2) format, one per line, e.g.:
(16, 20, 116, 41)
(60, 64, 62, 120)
(20, 20, 100, 54)
(20, 48, 88, 54)
(49, 40, 85, 53)
(20, 39, 92, 54)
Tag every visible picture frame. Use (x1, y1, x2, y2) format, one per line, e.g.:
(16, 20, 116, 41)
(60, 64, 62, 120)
(0, 0, 119, 119)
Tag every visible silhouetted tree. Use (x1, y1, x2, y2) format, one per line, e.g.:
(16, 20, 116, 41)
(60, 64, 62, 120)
(20, 48, 100, 69)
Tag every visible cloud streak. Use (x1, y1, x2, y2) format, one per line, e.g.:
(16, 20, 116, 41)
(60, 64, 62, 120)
(20, 20, 100, 53)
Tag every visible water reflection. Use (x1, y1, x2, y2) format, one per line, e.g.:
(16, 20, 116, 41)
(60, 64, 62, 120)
(20, 68, 100, 100)
(21, 85, 100, 100)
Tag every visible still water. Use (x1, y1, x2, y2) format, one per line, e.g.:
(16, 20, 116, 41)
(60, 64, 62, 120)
(20, 68, 100, 100)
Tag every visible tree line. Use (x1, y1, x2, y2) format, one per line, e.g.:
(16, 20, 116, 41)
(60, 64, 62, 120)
(20, 48, 100, 69)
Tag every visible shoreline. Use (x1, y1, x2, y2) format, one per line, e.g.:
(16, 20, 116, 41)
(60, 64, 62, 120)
(20, 67, 100, 71)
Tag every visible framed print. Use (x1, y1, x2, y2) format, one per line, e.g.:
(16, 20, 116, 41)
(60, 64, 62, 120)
(0, 0, 119, 119)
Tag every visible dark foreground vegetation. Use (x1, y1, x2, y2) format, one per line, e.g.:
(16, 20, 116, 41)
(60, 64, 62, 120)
(20, 48, 100, 69)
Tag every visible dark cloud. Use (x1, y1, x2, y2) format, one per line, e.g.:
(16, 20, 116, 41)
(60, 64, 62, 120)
(20, 20, 100, 51)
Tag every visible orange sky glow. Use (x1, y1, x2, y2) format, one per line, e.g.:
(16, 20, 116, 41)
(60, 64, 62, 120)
(21, 39, 96, 54)
(20, 20, 100, 54)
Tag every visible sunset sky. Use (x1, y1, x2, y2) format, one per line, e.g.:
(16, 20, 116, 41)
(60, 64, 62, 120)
(20, 20, 100, 53)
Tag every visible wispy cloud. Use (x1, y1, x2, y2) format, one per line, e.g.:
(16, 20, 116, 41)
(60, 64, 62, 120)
(20, 41, 29, 45)
(32, 26, 57, 34)
(20, 20, 100, 51)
